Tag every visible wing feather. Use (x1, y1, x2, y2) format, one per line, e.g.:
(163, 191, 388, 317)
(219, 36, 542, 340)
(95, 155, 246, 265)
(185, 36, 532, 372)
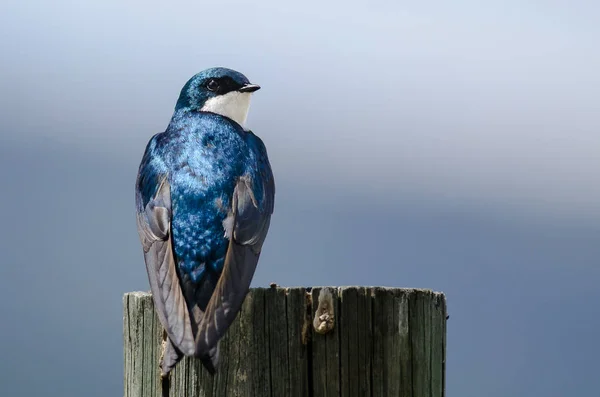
(194, 140, 275, 370)
(136, 177, 195, 357)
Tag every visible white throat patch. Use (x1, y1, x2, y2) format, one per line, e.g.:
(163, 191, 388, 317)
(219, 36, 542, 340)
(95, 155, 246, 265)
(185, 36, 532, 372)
(200, 91, 252, 128)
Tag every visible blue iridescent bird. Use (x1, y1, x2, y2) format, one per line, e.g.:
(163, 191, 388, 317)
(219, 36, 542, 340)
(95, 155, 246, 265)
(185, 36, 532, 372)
(135, 67, 275, 376)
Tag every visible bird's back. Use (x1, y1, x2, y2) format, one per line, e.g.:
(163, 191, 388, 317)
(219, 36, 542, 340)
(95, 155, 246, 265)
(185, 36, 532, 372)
(139, 112, 250, 310)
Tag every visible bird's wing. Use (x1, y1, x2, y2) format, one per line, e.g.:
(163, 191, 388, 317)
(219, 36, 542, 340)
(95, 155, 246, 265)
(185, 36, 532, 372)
(195, 136, 275, 371)
(136, 152, 195, 357)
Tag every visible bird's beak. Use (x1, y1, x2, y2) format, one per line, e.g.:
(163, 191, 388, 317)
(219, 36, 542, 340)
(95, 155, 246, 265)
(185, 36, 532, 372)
(239, 83, 261, 93)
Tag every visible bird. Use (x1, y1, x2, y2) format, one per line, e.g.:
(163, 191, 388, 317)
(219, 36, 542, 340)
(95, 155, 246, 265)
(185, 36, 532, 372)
(134, 67, 275, 376)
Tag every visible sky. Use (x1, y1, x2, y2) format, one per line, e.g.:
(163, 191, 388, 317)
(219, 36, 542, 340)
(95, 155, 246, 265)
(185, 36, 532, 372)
(1, 1, 599, 396)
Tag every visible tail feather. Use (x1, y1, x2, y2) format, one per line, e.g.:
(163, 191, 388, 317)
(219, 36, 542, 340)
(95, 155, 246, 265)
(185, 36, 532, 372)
(160, 337, 184, 377)
(199, 343, 220, 375)
(160, 332, 220, 376)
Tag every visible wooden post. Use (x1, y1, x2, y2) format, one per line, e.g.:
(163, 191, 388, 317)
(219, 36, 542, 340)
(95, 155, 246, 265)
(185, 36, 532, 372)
(124, 287, 447, 397)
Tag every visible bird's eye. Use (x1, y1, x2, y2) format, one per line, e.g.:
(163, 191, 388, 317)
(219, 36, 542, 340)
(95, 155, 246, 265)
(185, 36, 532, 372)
(206, 79, 219, 92)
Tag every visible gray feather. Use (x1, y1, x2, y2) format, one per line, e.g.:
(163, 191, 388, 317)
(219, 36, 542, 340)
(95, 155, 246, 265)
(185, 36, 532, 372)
(160, 337, 184, 377)
(136, 178, 196, 357)
(194, 174, 274, 362)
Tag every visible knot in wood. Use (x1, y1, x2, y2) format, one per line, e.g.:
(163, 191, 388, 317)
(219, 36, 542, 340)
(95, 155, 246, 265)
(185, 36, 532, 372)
(313, 287, 335, 334)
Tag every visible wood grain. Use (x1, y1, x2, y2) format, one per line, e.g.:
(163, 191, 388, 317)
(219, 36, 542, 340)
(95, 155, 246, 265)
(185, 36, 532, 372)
(124, 287, 446, 397)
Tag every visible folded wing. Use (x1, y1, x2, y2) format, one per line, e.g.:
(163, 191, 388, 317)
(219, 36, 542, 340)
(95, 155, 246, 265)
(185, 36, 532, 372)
(194, 145, 275, 371)
(136, 176, 196, 360)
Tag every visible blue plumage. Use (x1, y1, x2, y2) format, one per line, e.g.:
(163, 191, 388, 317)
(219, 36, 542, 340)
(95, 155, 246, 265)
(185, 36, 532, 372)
(135, 67, 274, 375)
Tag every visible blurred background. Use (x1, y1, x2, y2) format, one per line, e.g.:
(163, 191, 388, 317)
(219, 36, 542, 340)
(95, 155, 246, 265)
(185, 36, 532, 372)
(1, 1, 599, 396)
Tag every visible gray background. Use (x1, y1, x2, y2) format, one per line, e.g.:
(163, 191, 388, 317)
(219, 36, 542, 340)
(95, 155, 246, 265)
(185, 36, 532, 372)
(1, 0, 599, 396)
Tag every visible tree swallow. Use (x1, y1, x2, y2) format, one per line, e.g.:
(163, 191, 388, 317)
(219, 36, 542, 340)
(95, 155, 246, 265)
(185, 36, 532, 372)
(135, 67, 275, 375)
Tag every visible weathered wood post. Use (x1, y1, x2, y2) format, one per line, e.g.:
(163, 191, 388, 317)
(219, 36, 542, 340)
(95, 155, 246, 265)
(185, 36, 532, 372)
(124, 287, 447, 397)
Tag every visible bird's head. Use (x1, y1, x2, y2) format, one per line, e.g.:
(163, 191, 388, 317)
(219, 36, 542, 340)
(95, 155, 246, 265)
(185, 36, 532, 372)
(174, 67, 260, 128)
